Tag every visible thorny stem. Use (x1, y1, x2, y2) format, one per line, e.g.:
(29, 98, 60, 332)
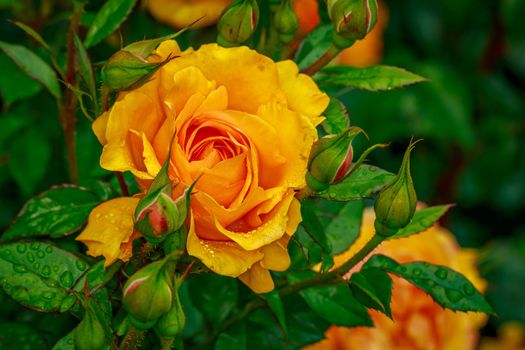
(301, 45, 341, 76)
(119, 326, 145, 350)
(60, 6, 82, 184)
(196, 234, 385, 349)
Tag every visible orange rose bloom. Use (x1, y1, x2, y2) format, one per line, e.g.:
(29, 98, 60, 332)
(77, 41, 329, 293)
(306, 208, 487, 350)
(146, 0, 231, 28)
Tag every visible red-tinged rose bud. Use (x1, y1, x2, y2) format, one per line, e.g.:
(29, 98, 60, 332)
(327, 0, 378, 43)
(306, 127, 363, 191)
(374, 140, 419, 236)
(122, 258, 175, 329)
(74, 301, 108, 350)
(101, 50, 172, 91)
(218, 0, 259, 44)
(135, 182, 195, 244)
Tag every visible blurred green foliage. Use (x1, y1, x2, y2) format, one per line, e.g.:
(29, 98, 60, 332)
(0, 0, 523, 346)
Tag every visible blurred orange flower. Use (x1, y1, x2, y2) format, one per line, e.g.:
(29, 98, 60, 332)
(480, 323, 525, 350)
(306, 208, 488, 350)
(145, 0, 231, 28)
(78, 41, 328, 293)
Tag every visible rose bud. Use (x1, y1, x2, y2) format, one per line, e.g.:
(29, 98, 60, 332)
(306, 127, 363, 192)
(101, 50, 170, 91)
(274, 0, 299, 44)
(374, 140, 418, 236)
(155, 278, 185, 339)
(74, 302, 108, 350)
(122, 258, 175, 329)
(217, 0, 259, 44)
(327, 0, 378, 42)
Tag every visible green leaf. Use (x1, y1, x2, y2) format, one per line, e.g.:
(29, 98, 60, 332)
(322, 98, 350, 134)
(349, 267, 392, 318)
(74, 34, 97, 107)
(11, 20, 51, 51)
(0, 241, 89, 312)
(310, 199, 364, 255)
(295, 24, 333, 70)
(0, 54, 42, 105)
(316, 65, 428, 92)
(300, 205, 331, 254)
(73, 260, 121, 293)
(188, 274, 238, 324)
(0, 41, 61, 98)
(214, 321, 246, 350)
(2, 186, 101, 241)
(8, 129, 51, 196)
(364, 254, 494, 314)
(0, 322, 47, 349)
(288, 272, 372, 327)
(315, 165, 395, 201)
(52, 330, 75, 350)
(84, 0, 137, 48)
(260, 290, 288, 336)
(389, 204, 453, 240)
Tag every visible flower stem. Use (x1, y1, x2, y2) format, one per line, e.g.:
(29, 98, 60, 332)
(119, 326, 145, 350)
(196, 233, 385, 349)
(301, 45, 341, 76)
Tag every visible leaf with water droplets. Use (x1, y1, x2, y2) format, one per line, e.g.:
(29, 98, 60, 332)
(315, 65, 428, 92)
(388, 204, 454, 240)
(0, 322, 47, 350)
(2, 185, 101, 241)
(363, 254, 494, 315)
(0, 241, 88, 312)
(349, 267, 393, 318)
(315, 165, 395, 201)
(322, 98, 350, 134)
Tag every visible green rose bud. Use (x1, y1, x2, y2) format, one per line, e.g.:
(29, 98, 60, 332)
(306, 127, 363, 192)
(218, 0, 259, 44)
(327, 0, 378, 41)
(101, 50, 171, 91)
(122, 258, 175, 329)
(274, 0, 299, 43)
(155, 279, 185, 339)
(374, 140, 418, 236)
(74, 302, 108, 350)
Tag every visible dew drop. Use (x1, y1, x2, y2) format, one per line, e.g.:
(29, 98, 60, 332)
(45, 246, 53, 254)
(16, 244, 27, 253)
(13, 264, 28, 273)
(42, 265, 52, 276)
(412, 268, 422, 277)
(12, 286, 30, 302)
(42, 291, 56, 300)
(43, 278, 58, 288)
(60, 271, 74, 288)
(446, 289, 463, 303)
(463, 284, 476, 296)
(76, 260, 87, 271)
(0, 249, 12, 259)
(52, 265, 59, 272)
(30, 242, 40, 250)
(26, 252, 35, 263)
(36, 250, 45, 258)
(435, 268, 448, 280)
(59, 294, 77, 312)
(33, 262, 41, 270)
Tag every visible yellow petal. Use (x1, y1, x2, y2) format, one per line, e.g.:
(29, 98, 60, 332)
(76, 197, 139, 267)
(260, 234, 291, 271)
(286, 197, 302, 235)
(142, 133, 162, 176)
(257, 99, 317, 189)
(161, 44, 286, 114)
(276, 60, 329, 125)
(214, 191, 295, 250)
(238, 262, 275, 293)
(186, 213, 263, 277)
(92, 111, 109, 145)
(146, 0, 230, 29)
